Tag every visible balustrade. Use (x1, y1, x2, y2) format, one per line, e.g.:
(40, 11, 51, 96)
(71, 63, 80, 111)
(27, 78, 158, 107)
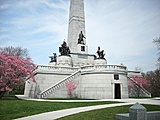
(37, 65, 79, 72)
(38, 64, 126, 73)
(81, 65, 127, 71)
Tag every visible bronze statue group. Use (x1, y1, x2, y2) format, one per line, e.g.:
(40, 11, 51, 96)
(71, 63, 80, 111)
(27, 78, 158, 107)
(50, 31, 105, 63)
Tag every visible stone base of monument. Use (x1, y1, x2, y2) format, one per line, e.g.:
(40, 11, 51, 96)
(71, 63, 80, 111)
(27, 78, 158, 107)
(77, 44, 88, 53)
(48, 62, 56, 66)
(94, 59, 107, 66)
(57, 55, 72, 67)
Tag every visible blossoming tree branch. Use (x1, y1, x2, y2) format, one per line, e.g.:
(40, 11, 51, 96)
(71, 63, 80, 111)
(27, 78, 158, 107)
(0, 50, 37, 98)
(66, 81, 78, 98)
(128, 75, 150, 97)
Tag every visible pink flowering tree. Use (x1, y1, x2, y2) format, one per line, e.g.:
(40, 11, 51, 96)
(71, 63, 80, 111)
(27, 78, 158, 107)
(128, 76, 150, 97)
(0, 51, 37, 98)
(66, 81, 78, 98)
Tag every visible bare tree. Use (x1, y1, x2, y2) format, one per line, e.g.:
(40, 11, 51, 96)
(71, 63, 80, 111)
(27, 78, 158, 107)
(153, 37, 160, 62)
(135, 66, 143, 72)
(145, 69, 160, 97)
(0, 46, 30, 59)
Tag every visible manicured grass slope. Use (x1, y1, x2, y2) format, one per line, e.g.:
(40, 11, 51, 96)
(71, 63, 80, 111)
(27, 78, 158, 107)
(58, 104, 160, 120)
(0, 98, 118, 120)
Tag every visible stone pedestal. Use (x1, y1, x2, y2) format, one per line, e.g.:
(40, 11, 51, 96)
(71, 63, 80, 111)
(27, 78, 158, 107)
(70, 53, 95, 67)
(116, 103, 160, 120)
(94, 59, 107, 66)
(57, 55, 72, 67)
(129, 102, 147, 120)
(48, 62, 56, 66)
(77, 44, 88, 53)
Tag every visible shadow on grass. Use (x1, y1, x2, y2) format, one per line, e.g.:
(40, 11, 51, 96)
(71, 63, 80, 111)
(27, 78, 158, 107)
(0, 95, 19, 100)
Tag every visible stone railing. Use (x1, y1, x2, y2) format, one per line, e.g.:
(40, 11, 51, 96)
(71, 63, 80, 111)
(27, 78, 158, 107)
(127, 70, 141, 77)
(38, 70, 81, 98)
(81, 65, 127, 71)
(128, 77, 151, 97)
(81, 65, 94, 71)
(37, 64, 127, 74)
(37, 65, 79, 72)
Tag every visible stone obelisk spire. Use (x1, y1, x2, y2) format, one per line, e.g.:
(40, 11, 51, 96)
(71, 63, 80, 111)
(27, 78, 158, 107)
(67, 0, 87, 53)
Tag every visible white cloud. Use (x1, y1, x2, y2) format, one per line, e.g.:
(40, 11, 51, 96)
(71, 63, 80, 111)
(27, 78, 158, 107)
(0, 0, 159, 71)
(85, 0, 160, 71)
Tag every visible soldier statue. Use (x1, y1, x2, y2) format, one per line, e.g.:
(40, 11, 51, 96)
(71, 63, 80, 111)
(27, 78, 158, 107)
(78, 31, 85, 45)
(96, 46, 105, 59)
(49, 53, 57, 62)
(59, 41, 70, 56)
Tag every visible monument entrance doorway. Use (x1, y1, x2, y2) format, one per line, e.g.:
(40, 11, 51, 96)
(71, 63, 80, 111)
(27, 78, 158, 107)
(115, 83, 121, 99)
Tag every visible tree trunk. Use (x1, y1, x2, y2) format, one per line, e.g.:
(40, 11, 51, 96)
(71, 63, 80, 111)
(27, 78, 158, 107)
(0, 91, 6, 98)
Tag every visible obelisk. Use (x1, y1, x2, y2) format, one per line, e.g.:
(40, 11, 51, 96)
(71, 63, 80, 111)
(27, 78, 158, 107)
(67, 0, 87, 53)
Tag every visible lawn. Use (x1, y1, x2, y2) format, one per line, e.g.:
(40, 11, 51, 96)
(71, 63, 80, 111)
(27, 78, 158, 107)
(0, 96, 118, 120)
(1, 96, 160, 120)
(58, 104, 160, 120)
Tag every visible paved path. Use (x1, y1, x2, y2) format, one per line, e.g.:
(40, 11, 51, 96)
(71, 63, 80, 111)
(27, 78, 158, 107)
(15, 95, 160, 120)
(15, 102, 133, 120)
(113, 98, 160, 106)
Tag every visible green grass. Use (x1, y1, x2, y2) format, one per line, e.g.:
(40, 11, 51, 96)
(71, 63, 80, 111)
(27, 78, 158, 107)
(58, 104, 160, 120)
(0, 96, 118, 120)
(1, 96, 159, 120)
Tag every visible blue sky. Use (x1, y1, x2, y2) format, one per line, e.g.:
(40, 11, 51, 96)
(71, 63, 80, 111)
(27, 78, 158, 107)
(0, 0, 160, 72)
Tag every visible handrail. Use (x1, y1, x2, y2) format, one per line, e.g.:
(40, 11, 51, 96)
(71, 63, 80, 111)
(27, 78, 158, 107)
(38, 70, 81, 98)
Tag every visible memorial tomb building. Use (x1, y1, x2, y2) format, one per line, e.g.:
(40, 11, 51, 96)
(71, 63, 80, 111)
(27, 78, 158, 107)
(24, 0, 151, 99)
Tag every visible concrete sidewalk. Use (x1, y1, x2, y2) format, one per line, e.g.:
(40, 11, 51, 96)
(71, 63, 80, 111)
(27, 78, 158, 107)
(113, 98, 160, 106)
(15, 102, 133, 120)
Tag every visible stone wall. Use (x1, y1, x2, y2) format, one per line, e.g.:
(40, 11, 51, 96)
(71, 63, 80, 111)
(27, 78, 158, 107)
(44, 75, 80, 98)
(80, 73, 112, 99)
(70, 53, 95, 67)
(24, 72, 70, 98)
(24, 64, 129, 99)
(38, 71, 128, 99)
(79, 71, 128, 99)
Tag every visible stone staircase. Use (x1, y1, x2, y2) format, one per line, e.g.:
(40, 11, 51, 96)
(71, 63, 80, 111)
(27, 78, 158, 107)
(38, 70, 81, 98)
(128, 77, 151, 97)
